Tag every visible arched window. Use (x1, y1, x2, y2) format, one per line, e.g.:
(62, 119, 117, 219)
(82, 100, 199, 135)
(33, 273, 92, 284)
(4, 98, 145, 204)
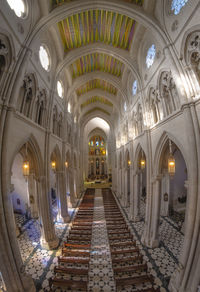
(171, 0, 188, 15)
(7, 0, 27, 18)
(39, 45, 50, 71)
(146, 44, 156, 68)
(132, 80, 137, 96)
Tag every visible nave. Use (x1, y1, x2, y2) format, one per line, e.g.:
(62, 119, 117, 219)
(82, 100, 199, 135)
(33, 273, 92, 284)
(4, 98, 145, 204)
(9, 188, 184, 292)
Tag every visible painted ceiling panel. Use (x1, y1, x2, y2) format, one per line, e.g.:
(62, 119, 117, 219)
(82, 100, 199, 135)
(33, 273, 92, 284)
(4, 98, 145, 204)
(83, 107, 111, 117)
(76, 79, 117, 97)
(70, 53, 124, 79)
(57, 10, 138, 51)
(81, 97, 113, 109)
(52, 0, 143, 9)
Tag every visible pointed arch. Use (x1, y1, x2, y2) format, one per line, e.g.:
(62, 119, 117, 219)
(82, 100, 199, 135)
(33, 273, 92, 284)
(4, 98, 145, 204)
(153, 131, 189, 177)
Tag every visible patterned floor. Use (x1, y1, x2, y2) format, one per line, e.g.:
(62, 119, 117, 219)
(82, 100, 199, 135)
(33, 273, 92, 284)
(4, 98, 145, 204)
(88, 189, 115, 292)
(116, 194, 184, 291)
(10, 189, 185, 291)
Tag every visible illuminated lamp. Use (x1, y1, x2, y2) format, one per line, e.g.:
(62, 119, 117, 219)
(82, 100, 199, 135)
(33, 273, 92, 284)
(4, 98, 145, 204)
(168, 140, 175, 176)
(128, 160, 131, 166)
(51, 160, 56, 170)
(23, 143, 29, 177)
(140, 150, 146, 169)
(65, 161, 68, 168)
(23, 160, 29, 176)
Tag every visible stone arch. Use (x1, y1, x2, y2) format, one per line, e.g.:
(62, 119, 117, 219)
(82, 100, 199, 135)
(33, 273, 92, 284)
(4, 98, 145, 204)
(50, 144, 62, 171)
(153, 131, 189, 177)
(10, 134, 44, 177)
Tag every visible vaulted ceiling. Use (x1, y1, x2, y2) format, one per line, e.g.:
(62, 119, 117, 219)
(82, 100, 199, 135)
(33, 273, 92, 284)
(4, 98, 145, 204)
(47, 0, 149, 130)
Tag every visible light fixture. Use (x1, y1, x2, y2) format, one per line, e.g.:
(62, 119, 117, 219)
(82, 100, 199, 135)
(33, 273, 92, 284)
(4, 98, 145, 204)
(168, 140, 175, 176)
(128, 160, 131, 166)
(65, 161, 68, 168)
(102, 150, 106, 155)
(140, 150, 146, 169)
(51, 160, 56, 170)
(22, 143, 29, 177)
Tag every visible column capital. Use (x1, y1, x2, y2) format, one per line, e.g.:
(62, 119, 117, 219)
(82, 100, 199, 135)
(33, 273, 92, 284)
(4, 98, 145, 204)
(151, 174, 162, 183)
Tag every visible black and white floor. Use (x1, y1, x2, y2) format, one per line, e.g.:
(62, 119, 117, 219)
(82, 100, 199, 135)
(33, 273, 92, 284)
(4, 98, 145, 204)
(12, 190, 184, 291)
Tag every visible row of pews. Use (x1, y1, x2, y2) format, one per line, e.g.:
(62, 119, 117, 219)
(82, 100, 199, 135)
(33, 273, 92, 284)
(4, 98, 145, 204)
(49, 189, 95, 291)
(102, 188, 160, 292)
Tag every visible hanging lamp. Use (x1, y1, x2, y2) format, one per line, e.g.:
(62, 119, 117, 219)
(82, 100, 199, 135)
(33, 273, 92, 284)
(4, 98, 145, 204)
(168, 140, 175, 176)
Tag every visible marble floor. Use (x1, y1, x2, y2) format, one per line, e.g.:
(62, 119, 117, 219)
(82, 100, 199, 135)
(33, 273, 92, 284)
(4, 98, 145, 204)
(118, 196, 184, 291)
(11, 189, 185, 291)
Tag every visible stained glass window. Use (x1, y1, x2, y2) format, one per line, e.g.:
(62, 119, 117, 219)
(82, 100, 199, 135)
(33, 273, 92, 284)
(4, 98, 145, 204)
(96, 141, 99, 147)
(132, 80, 137, 95)
(91, 141, 94, 147)
(101, 140, 104, 146)
(39, 45, 50, 71)
(146, 44, 156, 68)
(171, 0, 188, 15)
(7, 0, 26, 17)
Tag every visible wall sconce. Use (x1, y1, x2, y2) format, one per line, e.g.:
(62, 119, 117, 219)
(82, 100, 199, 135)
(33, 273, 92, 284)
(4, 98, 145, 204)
(140, 150, 146, 169)
(128, 160, 131, 166)
(23, 143, 29, 177)
(51, 160, 56, 170)
(23, 160, 29, 176)
(168, 140, 175, 176)
(65, 161, 68, 168)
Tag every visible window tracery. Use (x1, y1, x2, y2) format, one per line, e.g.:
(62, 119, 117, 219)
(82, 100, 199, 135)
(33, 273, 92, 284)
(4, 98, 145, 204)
(160, 71, 180, 116)
(186, 32, 200, 88)
(35, 90, 47, 127)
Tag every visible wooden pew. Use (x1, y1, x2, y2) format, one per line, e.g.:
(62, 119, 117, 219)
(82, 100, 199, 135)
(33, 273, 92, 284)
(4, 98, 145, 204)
(49, 277, 87, 290)
(54, 266, 88, 276)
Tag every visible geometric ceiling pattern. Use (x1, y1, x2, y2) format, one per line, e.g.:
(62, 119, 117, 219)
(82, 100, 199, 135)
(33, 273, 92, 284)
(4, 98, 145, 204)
(81, 97, 113, 109)
(57, 10, 138, 51)
(76, 79, 118, 97)
(52, 0, 143, 9)
(70, 53, 124, 79)
(83, 107, 111, 117)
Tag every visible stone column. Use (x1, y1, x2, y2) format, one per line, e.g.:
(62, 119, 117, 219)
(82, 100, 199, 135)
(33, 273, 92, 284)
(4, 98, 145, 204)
(27, 173, 38, 218)
(56, 171, 70, 223)
(121, 168, 125, 206)
(129, 167, 134, 220)
(69, 167, 76, 207)
(150, 176, 162, 248)
(124, 169, 128, 207)
(37, 176, 59, 249)
(133, 171, 141, 222)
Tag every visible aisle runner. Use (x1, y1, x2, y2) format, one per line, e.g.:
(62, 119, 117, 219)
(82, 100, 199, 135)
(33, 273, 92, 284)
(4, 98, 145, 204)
(88, 189, 115, 292)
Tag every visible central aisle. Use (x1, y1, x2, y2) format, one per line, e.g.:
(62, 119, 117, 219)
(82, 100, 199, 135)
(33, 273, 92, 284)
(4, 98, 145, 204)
(88, 188, 115, 292)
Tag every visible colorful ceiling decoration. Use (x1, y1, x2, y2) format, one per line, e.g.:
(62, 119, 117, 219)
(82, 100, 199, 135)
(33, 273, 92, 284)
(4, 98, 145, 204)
(81, 97, 113, 109)
(70, 53, 124, 79)
(52, 0, 143, 9)
(83, 107, 110, 117)
(57, 10, 138, 51)
(76, 79, 117, 97)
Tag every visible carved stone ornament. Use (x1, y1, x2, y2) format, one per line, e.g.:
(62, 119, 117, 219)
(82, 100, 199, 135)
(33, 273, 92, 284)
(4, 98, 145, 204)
(0, 39, 8, 56)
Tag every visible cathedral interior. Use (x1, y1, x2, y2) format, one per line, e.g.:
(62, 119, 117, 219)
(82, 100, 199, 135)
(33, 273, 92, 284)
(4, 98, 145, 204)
(0, 0, 200, 291)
